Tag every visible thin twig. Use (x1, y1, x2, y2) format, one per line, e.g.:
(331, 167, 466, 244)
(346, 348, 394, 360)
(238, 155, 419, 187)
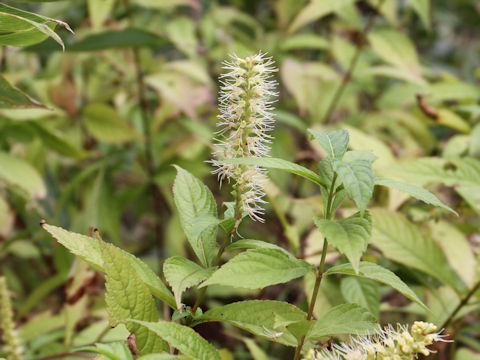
(440, 280, 480, 330)
(293, 175, 337, 360)
(322, 0, 385, 123)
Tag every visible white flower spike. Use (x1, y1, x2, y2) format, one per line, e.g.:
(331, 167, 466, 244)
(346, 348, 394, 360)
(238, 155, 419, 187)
(211, 52, 278, 222)
(303, 321, 449, 360)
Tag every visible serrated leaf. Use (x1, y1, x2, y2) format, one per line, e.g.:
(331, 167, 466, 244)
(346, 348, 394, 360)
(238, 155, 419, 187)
(375, 177, 457, 214)
(221, 157, 327, 187)
(340, 277, 379, 319)
(288, 304, 377, 342)
(370, 209, 462, 291)
(129, 320, 221, 360)
(325, 261, 427, 310)
(173, 166, 218, 267)
(308, 129, 349, 160)
(0, 74, 46, 109)
(334, 158, 375, 212)
(100, 242, 168, 354)
(163, 256, 214, 310)
(194, 300, 307, 347)
(314, 212, 371, 273)
(42, 224, 176, 308)
(201, 248, 313, 289)
(0, 152, 46, 200)
(79, 341, 134, 360)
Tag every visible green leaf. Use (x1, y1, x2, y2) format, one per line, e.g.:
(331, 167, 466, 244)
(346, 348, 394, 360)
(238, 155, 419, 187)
(370, 209, 462, 291)
(80, 341, 133, 360)
(308, 129, 349, 160)
(325, 261, 428, 310)
(128, 320, 221, 360)
(28, 122, 86, 159)
(409, 0, 431, 29)
(69, 28, 169, 51)
(334, 158, 375, 212)
(221, 157, 327, 187)
(0, 152, 46, 200)
(0, 3, 72, 49)
(163, 256, 214, 310)
(314, 211, 372, 273)
(100, 241, 168, 354)
(227, 239, 294, 258)
(340, 277, 379, 319)
(280, 34, 329, 51)
(194, 300, 307, 347)
(201, 248, 313, 289)
(173, 166, 218, 267)
(288, 304, 377, 342)
(83, 103, 141, 143)
(368, 29, 424, 85)
(288, 0, 357, 34)
(0, 74, 46, 109)
(41, 224, 176, 308)
(375, 177, 457, 214)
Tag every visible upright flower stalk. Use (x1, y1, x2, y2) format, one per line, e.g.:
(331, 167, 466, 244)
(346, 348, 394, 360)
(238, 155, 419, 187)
(0, 276, 23, 360)
(211, 52, 277, 222)
(304, 321, 448, 360)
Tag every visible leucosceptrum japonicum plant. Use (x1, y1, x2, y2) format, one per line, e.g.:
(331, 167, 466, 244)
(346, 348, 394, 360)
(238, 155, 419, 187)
(39, 53, 456, 360)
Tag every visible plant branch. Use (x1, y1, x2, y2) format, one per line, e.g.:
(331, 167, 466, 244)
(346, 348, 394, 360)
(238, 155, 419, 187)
(322, 0, 385, 123)
(440, 280, 480, 330)
(293, 174, 337, 360)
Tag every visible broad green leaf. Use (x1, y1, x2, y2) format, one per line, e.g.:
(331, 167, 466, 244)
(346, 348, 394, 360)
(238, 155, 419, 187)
(173, 166, 218, 267)
(222, 157, 327, 187)
(375, 177, 457, 214)
(129, 320, 221, 360)
(288, 304, 377, 342)
(191, 215, 221, 240)
(28, 122, 86, 159)
(409, 0, 431, 29)
(100, 242, 168, 354)
(334, 158, 375, 212)
(428, 221, 477, 288)
(0, 152, 46, 200)
(340, 277, 380, 319)
(80, 341, 133, 360)
(288, 0, 357, 34)
(0, 3, 71, 49)
(455, 349, 480, 360)
(201, 248, 313, 289)
(69, 28, 169, 51)
(194, 300, 307, 347)
(280, 34, 329, 51)
(369, 210, 460, 291)
(87, 0, 115, 29)
(314, 211, 371, 273)
(469, 123, 480, 157)
(0, 74, 46, 109)
(163, 256, 214, 310)
(368, 29, 424, 85)
(427, 81, 480, 102)
(83, 104, 140, 143)
(437, 109, 470, 133)
(325, 261, 427, 310)
(41, 224, 176, 308)
(138, 355, 189, 360)
(308, 129, 349, 160)
(227, 239, 294, 258)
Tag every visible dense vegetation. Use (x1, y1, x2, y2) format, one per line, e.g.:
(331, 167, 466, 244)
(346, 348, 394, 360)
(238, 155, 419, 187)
(0, 1, 479, 359)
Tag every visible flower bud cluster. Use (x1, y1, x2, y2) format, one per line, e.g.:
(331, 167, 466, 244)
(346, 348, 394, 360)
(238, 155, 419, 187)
(211, 53, 277, 222)
(304, 321, 448, 360)
(0, 277, 23, 360)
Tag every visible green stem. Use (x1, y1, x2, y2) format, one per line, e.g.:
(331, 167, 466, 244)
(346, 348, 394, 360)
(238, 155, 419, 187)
(322, 0, 385, 123)
(293, 175, 337, 360)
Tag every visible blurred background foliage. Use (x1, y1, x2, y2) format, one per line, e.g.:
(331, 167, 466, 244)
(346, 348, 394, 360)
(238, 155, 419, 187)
(0, 0, 480, 359)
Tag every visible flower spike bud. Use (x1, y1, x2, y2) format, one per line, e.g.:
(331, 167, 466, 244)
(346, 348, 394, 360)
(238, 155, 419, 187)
(211, 52, 278, 222)
(0, 277, 23, 360)
(304, 321, 449, 360)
